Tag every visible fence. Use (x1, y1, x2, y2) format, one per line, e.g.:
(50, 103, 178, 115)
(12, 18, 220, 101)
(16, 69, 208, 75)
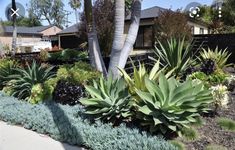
(13, 51, 155, 74)
(192, 33, 235, 63)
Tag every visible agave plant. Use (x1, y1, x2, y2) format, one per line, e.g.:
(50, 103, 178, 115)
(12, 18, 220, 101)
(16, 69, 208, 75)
(8, 61, 55, 100)
(80, 75, 132, 123)
(153, 38, 195, 76)
(118, 60, 173, 103)
(199, 47, 231, 69)
(135, 74, 212, 134)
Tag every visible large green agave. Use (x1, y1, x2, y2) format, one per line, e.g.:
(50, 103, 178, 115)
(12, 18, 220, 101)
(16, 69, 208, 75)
(80, 75, 132, 123)
(8, 61, 55, 100)
(135, 74, 213, 134)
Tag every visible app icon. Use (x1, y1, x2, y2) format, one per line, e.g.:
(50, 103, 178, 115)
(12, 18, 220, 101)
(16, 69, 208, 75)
(184, 2, 202, 18)
(5, 2, 25, 21)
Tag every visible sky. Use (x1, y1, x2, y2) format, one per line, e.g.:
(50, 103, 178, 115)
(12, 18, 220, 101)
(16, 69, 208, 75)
(0, 0, 214, 27)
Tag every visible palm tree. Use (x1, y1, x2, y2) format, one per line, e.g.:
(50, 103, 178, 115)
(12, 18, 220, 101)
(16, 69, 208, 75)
(84, 0, 107, 76)
(12, 0, 17, 56)
(68, 0, 81, 23)
(108, 0, 125, 77)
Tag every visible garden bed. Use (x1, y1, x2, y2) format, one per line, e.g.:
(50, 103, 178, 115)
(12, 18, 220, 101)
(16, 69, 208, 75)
(180, 93, 235, 150)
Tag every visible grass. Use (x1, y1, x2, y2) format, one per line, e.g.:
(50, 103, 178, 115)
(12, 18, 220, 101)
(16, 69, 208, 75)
(181, 127, 199, 141)
(217, 117, 235, 132)
(205, 144, 228, 150)
(170, 140, 186, 150)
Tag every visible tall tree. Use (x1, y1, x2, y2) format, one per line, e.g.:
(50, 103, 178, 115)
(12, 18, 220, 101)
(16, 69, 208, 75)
(11, 0, 17, 56)
(83, 0, 142, 77)
(1, 17, 42, 27)
(68, 0, 81, 23)
(28, 0, 66, 28)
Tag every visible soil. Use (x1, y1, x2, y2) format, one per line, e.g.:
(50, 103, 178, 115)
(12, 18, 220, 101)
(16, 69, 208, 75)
(180, 92, 235, 150)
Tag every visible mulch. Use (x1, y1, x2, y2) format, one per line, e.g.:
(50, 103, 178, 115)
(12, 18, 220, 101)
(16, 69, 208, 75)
(182, 92, 235, 150)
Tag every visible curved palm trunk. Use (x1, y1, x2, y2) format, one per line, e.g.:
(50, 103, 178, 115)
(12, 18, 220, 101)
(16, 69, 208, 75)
(84, 0, 107, 76)
(108, 0, 125, 77)
(118, 0, 142, 69)
(12, 0, 17, 56)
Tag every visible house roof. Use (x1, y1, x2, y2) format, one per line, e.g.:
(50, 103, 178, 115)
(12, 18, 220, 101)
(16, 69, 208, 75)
(126, 6, 167, 20)
(57, 24, 79, 35)
(2, 25, 58, 36)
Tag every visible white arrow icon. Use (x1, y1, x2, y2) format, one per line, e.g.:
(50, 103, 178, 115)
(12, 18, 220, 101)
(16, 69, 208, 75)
(11, 8, 19, 17)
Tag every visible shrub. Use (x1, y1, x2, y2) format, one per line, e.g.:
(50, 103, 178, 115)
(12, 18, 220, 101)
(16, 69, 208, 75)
(210, 84, 229, 111)
(153, 38, 194, 76)
(135, 74, 212, 134)
(80, 75, 133, 124)
(0, 94, 177, 150)
(53, 80, 86, 105)
(0, 58, 18, 89)
(7, 61, 55, 101)
(199, 47, 231, 69)
(217, 117, 235, 132)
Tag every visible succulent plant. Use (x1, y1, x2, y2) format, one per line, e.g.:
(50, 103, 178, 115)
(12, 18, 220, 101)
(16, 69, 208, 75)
(53, 80, 86, 105)
(200, 59, 216, 75)
(80, 75, 133, 123)
(28, 84, 44, 104)
(135, 74, 213, 134)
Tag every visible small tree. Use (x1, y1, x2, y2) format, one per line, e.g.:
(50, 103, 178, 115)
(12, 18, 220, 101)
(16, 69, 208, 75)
(154, 10, 192, 42)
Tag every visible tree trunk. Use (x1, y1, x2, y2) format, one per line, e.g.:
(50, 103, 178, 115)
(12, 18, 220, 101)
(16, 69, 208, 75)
(108, 0, 125, 77)
(11, 0, 17, 56)
(84, 0, 107, 76)
(118, 0, 142, 69)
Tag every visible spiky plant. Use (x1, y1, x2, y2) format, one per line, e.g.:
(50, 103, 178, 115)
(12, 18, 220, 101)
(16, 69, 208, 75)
(8, 61, 55, 100)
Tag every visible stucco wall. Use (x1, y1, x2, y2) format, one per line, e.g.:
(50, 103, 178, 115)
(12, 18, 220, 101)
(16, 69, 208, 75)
(41, 26, 62, 36)
(187, 21, 209, 35)
(0, 36, 41, 48)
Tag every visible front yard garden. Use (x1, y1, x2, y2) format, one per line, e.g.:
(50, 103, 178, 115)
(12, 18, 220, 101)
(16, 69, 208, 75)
(0, 40, 235, 150)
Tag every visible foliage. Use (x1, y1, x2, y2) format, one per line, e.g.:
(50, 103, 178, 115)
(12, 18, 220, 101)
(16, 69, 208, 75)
(170, 140, 186, 150)
(28, 84, 45, 104)
(135, 74, 212, 134)
(56, 62, 100, 85)
(199, 47, 231, 69)
(47, 49, 88, 62)
(28, 0, 66, 28)
(153, 38, 194, 76)
(119, 60, 173, 103)
(154, 10, 192, 42)
(0, 17, 42, 27)
(210, 84, 229, 111)
(7, 61, 55, 100)
(80, 75, 133, 123)
(200, 59, 216, 75)
(43, 77, 58, 100)
(53, 80, 86, 105)
(189, 71, 228, 87)
(181, 127, 199, 141)
(217, 117, 235, 132)
(0, 95, 177, 150)
(0, 58, 19, 89)
(205, 144, 228, 150)
(39, 49, 49, 61)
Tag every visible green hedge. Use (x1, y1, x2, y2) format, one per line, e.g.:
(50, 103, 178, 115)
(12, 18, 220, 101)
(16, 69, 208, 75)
(0, 92, 177, 150)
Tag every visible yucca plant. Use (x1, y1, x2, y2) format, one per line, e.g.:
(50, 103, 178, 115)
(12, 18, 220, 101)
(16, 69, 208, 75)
(135, 74, 213, 134)
(199, 47, 231, 69)
(118, 60, 173, 103)
(153, 38, 195, 76)
(80, 75, 132, 124)
(8, 61, 55, 100)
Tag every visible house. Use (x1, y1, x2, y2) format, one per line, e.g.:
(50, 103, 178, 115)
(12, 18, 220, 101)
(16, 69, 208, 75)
(125, 6, 209, 50)
(56, 24, 83, 49)
(0, 25, 62, 52)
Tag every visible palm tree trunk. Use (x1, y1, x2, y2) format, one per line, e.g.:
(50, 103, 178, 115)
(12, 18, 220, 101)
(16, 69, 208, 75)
(108, 0, 125, 77)
(118, 0, 142, 69)
(12, 0, 17, 56)
(84, 0, 107, 76)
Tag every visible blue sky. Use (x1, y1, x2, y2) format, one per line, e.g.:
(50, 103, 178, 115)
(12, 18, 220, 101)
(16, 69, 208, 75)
(0, 0, 214, 26)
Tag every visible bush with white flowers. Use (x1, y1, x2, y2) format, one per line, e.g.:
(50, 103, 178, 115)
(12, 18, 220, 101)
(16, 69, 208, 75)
(210, 84, 229, 110)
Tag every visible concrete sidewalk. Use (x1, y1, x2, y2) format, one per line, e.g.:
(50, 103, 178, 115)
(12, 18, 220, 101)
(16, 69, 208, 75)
(0, 121, 83, 150)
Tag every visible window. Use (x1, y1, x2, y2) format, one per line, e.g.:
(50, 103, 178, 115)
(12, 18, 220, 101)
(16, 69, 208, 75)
(200, 28, 204, 34)
(135, 26, 153, 49)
